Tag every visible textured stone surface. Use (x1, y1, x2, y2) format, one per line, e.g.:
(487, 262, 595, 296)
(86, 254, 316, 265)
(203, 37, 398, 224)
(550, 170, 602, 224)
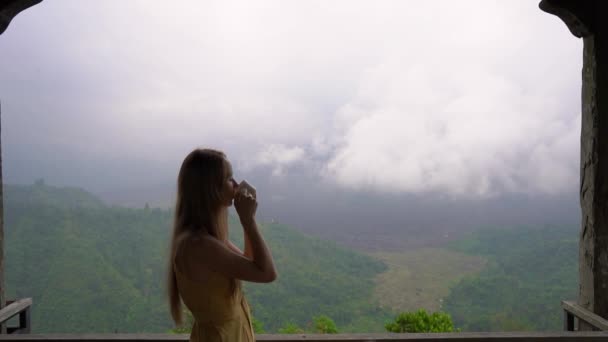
(541, 0, 608, 330)
(579, 2, 608, 330)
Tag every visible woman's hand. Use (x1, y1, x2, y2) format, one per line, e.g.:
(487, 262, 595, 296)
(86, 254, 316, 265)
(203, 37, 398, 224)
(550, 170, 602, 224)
(234, 190, 257, 225)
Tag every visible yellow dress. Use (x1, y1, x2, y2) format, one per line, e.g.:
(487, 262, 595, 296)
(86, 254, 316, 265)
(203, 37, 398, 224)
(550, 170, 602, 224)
(173, 254, 255, 342)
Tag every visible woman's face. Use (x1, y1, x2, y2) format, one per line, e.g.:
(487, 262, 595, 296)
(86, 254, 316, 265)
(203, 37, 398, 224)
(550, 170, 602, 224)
(221, 160, 239, 207)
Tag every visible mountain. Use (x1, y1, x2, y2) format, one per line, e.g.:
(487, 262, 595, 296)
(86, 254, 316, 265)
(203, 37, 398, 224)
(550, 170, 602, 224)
(444, 225, 578, 331)
(3, 181, 581, 333)
(4, 182, 391, 333)
(93, 170, 580, 253)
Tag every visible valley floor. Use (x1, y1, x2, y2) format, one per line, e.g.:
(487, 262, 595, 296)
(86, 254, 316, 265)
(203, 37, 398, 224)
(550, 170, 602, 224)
(369, 248, 486, 313)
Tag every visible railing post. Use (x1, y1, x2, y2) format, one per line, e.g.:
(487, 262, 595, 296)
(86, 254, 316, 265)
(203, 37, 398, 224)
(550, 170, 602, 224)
(564, 309, 575, 331)
(18, 306, 30, 334)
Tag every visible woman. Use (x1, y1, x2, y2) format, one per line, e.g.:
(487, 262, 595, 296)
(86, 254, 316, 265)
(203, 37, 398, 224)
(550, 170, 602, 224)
(166, 148, 277, 341)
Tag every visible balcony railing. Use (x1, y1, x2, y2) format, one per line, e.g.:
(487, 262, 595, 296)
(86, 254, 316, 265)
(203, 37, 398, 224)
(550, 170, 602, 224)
(1, 332, 608, 342)
(562, 300, 608, 331)
(1, 297, 608, 340)
(0, 298, 32, 334)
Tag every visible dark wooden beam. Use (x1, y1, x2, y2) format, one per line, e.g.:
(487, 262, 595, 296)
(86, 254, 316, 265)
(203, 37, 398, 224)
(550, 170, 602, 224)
(0, 333, 608, 342)
(539, 0, 594, 37)
(0, 0, 43, 35)
(539, 0, 608, 330)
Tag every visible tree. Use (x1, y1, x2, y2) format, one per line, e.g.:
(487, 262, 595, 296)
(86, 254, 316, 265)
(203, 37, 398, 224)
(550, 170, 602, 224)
(252, 317, 265, 333)
(312, 315, 338, 334)
(278, 322, 305, 334)
(385, 309, 457, 333)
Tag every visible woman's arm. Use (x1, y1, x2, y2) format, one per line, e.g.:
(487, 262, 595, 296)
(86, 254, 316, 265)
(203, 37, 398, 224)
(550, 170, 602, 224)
(184, 192, 276, 283)
(240, 217, 276, 281)
(235, 190, 276, 281)
(226, 240, 242, 254)
(226, 240, 249, 258)
(243, 230, 253, 259)
(185, 233, 276, 283)
(225, 234, 253, 259)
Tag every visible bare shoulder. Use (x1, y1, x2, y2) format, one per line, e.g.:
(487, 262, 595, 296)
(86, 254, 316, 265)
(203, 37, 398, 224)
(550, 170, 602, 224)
(176, 230, 273, 283)
(181, 233, 221, 259)
(176, 233, 220, 282)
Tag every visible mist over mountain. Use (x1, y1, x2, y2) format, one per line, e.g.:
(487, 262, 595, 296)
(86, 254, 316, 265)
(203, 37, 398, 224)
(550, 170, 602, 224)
(2, 0, 582, 250)
(1, 0, 583, 253)
(6, 159, 579, 251)
(0, 0, 588, 335)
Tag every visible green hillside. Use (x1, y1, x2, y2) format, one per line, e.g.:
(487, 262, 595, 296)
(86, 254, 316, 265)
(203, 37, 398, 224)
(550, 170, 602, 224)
(232, 220, 391, 332)
(3, 181, 582, 333)
(370, 248, 486, 314)
(4, 182, 391, 333)
(444, 225, 578, 331)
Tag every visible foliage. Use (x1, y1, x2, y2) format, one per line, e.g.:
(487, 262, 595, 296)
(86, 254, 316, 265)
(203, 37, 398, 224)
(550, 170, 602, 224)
(444, 225, 578, 331)
(5, 182, 579, 333)
(371, 249, 485, 315)
(312, 315, 338, 333)
(385, 309, 456, 333)
(251, 317, 265, 333)
(278, 322, 305, 334)
(230, 217, 391, 332)
(4, 183, 391, 333)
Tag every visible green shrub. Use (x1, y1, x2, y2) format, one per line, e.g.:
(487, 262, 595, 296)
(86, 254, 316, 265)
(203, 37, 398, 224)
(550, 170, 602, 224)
(312, 315, 338, 333)
(385, 309, 457, 333)
(278, 322, 305, 334)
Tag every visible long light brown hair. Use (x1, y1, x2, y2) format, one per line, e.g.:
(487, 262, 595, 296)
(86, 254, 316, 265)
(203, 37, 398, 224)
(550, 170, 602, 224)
(166, 148, 239, 327)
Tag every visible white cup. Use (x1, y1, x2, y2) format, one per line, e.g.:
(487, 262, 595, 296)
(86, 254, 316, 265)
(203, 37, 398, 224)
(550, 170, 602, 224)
(238, 180, 257, 199)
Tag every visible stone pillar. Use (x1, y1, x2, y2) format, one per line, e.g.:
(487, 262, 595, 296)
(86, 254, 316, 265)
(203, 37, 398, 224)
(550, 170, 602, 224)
(540, 0, 608, 330)
(579, 1, 608, 328)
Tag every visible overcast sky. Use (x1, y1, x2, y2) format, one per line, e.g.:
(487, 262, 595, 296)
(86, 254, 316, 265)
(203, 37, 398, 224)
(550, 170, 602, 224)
(0, 0, 582, 200)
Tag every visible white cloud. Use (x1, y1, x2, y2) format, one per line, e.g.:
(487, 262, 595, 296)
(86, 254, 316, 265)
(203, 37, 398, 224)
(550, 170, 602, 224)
(323, 46, 581, 197)
(0, 0, 583, 196)
(246, 144, 306, 176)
